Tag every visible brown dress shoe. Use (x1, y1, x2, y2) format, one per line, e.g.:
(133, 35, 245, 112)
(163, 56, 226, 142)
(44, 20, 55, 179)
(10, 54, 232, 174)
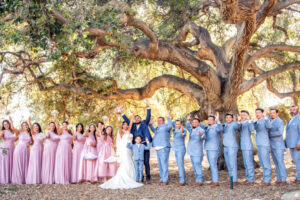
(294, 180, 300, 184)
(280, 181, 287, 186)
(233, 182, 238, 186)
(275, 180, 282, 184)
(246, 182, 255, 186)
(243, 180, 248, 185)
(161, 182, 168, 186)
(211, 182, 220, 187)
(261, 182, 271, 186)
(194, 182, 203, 187)
(177, 183, 185, 186)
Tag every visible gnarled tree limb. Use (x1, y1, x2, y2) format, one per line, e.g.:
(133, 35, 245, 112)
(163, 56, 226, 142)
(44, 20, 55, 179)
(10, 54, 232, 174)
(240, 61, 300, 93)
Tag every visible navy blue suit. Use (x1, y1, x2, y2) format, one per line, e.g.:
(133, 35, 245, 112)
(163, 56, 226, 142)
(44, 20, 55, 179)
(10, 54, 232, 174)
(122, 108, 152, 181)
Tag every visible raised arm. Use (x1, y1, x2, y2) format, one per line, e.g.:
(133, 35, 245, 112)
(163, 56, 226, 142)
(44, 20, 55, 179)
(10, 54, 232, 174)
(145, 100, 151, 125)
(54, 118, 62, 135)
(28, 117, 36, 136)
(9, 116, 20, 135)
(128, 110, 135, 132)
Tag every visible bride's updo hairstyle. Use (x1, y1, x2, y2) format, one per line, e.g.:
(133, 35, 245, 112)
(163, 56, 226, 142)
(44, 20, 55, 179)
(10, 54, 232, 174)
(122, 121, 129, 130)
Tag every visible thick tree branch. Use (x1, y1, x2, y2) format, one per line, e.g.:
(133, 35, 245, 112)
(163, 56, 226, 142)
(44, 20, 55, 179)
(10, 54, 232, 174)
(271, 0, 300, 14)
(31, 74, 206, 104)
(244, 44, 300, 69)
(175, 22, 229, 76)
(266, 78, 300, 101)
(240, 61, 300, 93)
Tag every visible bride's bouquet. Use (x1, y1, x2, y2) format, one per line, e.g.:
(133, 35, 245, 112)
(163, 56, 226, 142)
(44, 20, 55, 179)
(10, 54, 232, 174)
(114, 107, 124, 121)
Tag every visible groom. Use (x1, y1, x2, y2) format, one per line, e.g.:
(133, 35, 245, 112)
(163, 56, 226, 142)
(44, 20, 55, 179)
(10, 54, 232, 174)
(149, 113, 173, 185)
(122, 101, 152, 183)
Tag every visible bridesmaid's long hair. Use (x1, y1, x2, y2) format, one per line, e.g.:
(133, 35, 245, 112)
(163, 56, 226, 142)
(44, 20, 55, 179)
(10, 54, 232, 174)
(76, 123, 84, 134)
(62, 121, 72, 135)
(49, 122, 58, 134)
(33, 122, 43, 133)
(89, 124, 97, 141)
(105, 125, 114, 141)
(1, 120, 12, 131)
(21, 122, 32, 138)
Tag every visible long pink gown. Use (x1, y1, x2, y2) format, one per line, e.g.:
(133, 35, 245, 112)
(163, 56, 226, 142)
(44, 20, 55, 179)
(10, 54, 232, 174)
(11, 132, 31, 184)
(94, 136, 118, 179)
(0, 130, 16, 184)
(78, 133, 97, 182)
(54, 131, 73, 184)
(71, 133, 86, 183)
(26, 133, 44, 184)
(41, 131, 59, 184)
(96, 135, 103, 153)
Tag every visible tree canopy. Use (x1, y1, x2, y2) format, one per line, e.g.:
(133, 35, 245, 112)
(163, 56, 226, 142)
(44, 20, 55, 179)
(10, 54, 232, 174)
(0, 0, 299, 124)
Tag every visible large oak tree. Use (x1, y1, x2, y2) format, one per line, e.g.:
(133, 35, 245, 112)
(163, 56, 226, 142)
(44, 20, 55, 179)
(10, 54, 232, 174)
(1, 0, 300, 170)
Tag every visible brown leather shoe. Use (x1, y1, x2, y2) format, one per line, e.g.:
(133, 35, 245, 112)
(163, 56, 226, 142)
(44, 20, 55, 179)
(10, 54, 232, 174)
(261, 182, 271, 186)
(280, 181, 287, 186)
(233, 182, 238, 186)
(246, 182, 255, 186)
(161, 182, 168, 186)
(177, 183, 185, 186)
(194, 182, 203, 187)
(294, 180, 300, 184)
(275, 180, 282, 184)
(243, 180, 248, 185)
(211, 182, 220, 187)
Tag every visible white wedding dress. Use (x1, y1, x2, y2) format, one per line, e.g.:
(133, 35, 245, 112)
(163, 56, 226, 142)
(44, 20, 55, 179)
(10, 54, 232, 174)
(99, 131, 144, 189)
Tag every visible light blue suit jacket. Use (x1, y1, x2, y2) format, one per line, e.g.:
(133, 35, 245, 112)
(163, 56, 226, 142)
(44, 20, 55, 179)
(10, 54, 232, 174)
(254, 118, 272, 147)
(285, 114, 300, 148)
(269, 117, 285, 150)
(150, 117, 173, 148)
(239, 120, 255, 150)
(223, 121, 239, 148)
(186, 121, 205, 156)
(171, 124, 187, 152)
(202, 123, 223, 151)
(127, 142, 150, 160)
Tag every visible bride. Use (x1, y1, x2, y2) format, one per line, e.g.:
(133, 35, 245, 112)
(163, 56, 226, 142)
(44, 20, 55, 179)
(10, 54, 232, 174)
(99, 114, 143, 189)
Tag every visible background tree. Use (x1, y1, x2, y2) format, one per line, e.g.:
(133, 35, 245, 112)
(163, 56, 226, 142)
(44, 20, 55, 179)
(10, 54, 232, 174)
(1, 0, 299, 169)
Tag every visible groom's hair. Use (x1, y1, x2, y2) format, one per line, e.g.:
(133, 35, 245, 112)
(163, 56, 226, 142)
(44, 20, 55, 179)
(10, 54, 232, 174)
(135, 115, 141, 119)
(158, 117, 165, 122)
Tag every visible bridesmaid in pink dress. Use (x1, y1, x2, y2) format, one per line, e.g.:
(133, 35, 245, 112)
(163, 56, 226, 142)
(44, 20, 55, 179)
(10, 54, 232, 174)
(54, 121, 73, 184)
(11, 120, 32, 184)
(26, 118, 44, 184)
(71, 123, 86, 183)
(96, 122, 105, 153)
(0, 119, 17, 184)
(78, 124, 97, 183)
(95, 125, 118, 182)
(41, 121, 60, 184)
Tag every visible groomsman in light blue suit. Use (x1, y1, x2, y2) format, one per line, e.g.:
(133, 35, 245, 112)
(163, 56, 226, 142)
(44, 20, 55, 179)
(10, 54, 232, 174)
(254, 108, 273, 186)
(269, 108, 287, 185)
(201, 114, 223, 187)
(223, 113, 240, 185)
(149, 114, 173, 185)
(186, 115, 205, 186)
(171, 120, 187, 186)
(238, 110, 255, 185)
(285, 105, 300, 184)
